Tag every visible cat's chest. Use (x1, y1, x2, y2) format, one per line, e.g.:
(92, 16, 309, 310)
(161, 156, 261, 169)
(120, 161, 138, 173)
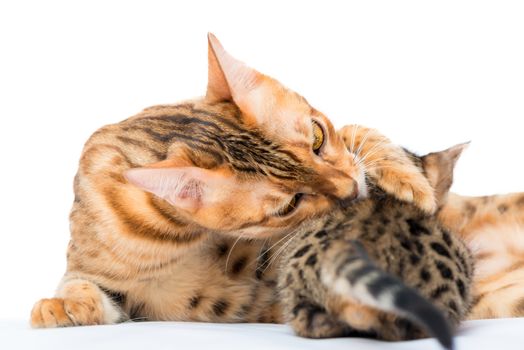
(123, 236, 284, 322)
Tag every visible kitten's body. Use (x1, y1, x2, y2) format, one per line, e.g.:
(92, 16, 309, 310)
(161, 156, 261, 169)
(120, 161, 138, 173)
(279, 146, 473, 349)
(339, 125, 524, 321)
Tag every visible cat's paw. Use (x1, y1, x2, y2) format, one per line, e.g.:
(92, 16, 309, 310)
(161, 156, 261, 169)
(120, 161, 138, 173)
(289, 301, 349, 338)
(337, 124, 436, 213)
(375, 167, 437, 213)
(30, 297, 104, 328)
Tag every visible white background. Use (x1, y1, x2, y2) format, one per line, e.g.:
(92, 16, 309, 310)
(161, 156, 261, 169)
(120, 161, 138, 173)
(0, 1, 523, 319)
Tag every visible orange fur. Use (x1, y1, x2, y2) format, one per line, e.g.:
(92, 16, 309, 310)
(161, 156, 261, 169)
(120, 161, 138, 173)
(439, 192, 524, 319)
(30, 35, 366, 328)
(338, 125, 436, 212)
(32, 34, 488, 331)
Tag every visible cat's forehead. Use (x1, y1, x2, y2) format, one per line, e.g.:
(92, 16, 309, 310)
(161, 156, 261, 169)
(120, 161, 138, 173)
(217, 115, 315, 183)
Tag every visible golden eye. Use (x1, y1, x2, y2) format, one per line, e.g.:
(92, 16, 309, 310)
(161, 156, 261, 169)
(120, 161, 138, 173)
(312, 120, 324, 154)
(277, 193, 303, 216)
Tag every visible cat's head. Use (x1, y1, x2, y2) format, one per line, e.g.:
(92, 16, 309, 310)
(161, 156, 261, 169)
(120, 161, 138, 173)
(375, 143, 467, 209)
(124, 34, 365, 238)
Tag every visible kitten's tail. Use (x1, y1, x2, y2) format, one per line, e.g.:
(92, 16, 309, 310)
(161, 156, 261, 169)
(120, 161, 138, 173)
(322, 240, 453, 350)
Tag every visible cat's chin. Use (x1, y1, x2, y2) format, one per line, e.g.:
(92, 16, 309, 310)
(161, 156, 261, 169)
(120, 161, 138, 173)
(356, 170, 369, 200)
(357, 181, 369, 200)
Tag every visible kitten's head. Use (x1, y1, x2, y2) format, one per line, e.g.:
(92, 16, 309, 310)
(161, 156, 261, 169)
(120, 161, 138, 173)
(125, 34, 364, 238)
(416, 143, 468, 206)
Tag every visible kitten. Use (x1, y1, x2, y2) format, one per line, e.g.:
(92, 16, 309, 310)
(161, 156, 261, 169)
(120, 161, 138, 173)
(278, 142, 473, 350)
(339, 124, 524, 321)
(30, 35, 436, 328)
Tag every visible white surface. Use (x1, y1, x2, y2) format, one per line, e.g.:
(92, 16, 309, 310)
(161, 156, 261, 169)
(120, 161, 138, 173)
(2, 318, 524, 350)
(1, 0, 524, 321)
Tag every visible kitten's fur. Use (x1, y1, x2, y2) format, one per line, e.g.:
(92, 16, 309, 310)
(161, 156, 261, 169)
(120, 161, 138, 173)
(279, 142, 473, 349)
(338, 125, 524, 320)
(30, 35, 437, 328)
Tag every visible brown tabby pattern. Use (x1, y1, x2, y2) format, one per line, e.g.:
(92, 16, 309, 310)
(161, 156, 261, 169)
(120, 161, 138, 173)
(278, 144, 473, 350)
(339, 125, 524, 321)
(30, 35, 437, 328)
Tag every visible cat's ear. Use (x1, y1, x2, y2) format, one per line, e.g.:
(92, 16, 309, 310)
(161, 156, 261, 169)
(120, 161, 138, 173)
(124, 166, 233, 214)
(421, 142, 469, 205)
(205, 33, 273, 124)
(206, 33, 261, 104)
(206, 33, 233, 102)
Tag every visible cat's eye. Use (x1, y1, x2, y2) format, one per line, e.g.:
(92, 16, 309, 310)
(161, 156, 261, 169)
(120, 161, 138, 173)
(277, 193, 303, 216)
(312, 120, 325, 154)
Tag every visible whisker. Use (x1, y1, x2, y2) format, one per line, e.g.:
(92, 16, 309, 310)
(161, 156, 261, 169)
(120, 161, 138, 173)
(358, 139, 388, 166)
(354, 128, 373, 160)
(364, 164, 405, 173)
(350, 124, 360, 153)
(256, 230, 298, 270)
(246, 237, 270, 270)
(225, 234, 245, 273)
(361, 160, 389, 170)
(262, 230, 300, 273)
(122, 316, 148, 323)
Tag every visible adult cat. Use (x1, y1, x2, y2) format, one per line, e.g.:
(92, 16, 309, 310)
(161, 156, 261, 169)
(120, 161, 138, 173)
(30, 35, 435, 327)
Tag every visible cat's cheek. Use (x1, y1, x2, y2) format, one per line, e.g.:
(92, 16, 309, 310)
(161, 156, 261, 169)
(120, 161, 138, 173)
(299, 195, 332, 217)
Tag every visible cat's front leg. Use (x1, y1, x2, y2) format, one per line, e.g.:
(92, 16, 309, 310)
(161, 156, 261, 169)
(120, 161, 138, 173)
(338, 125, 436, 213)
(30, 275, 126, 328)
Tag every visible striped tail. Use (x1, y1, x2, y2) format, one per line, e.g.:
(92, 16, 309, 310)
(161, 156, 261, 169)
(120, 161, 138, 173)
(322, 240, 454, 350)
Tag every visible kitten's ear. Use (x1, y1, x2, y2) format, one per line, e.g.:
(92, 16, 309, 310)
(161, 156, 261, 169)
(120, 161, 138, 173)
(205, 33, 269, 122)
(421, 142, 469, 205)
(124, 166, 232, 214)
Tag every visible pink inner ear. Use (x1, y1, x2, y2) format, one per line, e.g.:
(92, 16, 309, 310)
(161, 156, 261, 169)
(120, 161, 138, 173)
(176, 179, 203, 200)
(124, 167, 206, 212)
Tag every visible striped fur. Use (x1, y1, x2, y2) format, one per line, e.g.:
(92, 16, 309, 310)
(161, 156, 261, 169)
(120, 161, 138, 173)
(279, 144, 473, 349)
(30, 35, 439, 329)
(321, 240, 453, 349)
(30, 34, 368, 328)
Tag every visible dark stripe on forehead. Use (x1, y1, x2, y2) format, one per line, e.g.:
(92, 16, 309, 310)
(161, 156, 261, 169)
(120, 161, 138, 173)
(116, 135, 164, 160)
(129, 109, 313, 181)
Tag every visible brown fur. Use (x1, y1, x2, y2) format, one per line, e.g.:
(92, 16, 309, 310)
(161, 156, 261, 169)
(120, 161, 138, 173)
(30, 36, 438, 328)
(338, 125, 437, 212)
(278, 145, 473, 348)
(338, 126, 524, 321)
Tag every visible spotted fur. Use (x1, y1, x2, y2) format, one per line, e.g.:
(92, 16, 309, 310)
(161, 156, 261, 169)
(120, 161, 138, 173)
(279, 144, 473, 349)
(340, 125, 524, 321)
